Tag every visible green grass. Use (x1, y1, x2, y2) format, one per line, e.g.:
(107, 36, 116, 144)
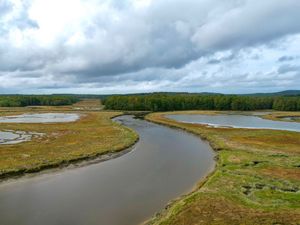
(146, 111, 300, 225)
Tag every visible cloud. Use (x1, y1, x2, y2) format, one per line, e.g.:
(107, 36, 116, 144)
(0, 0, 300, 94)
(0, 0, 12, 16)
(278, 56, 298, 62)
(191, 0, 300, 51)
(277, 64, 300, 74)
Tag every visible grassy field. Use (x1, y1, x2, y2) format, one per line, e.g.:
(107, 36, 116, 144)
(0, 100, 138, 179)
(146, 111, 300, 225)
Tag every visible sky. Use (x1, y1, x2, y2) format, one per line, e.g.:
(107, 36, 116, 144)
(0, 0, 300, 94)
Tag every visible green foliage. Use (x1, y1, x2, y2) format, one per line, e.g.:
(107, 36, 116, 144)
(273, 97, 300, 111)
(0, 95, 79, 107)
(104, 94, 299, 111)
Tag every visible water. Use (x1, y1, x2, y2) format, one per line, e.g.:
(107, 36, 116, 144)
(0, 115, 215, 225)
(166, 114, 300, 132)
(0, 130, 40, 145)
(0, 113, 74, 143)
(0, 113, 80, 123)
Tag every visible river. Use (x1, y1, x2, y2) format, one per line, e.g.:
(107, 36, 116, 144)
(0, 115, 214, 225)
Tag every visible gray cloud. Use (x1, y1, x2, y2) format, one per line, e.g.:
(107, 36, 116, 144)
(0, 0, 11, 15)
(278, 56, 298, 62)
(277, 64, 300, 74)
(191, 0, 300, 50)
(0, 0, 300, 94)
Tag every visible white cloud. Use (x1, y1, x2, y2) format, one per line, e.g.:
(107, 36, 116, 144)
(0, 0, 299, 94)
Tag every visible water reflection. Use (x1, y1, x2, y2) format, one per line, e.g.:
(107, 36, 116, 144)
(166, 114, 300, 132)
(0, 113, 80, 123)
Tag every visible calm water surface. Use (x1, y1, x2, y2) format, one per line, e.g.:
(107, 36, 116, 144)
(0, 113, 80, 123)
(0, 115, 214, 225)
(0, 131, 42, 145)
(166, 114, 300, 132)
(0, 113, 72, 144)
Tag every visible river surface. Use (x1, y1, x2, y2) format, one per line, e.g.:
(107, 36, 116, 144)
(0, 115, 214, 225)
(166, 114, 300, 132)
(0, 113, 80, 123)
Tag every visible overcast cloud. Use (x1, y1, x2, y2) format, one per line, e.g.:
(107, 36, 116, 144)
(0, 0, 299, 94)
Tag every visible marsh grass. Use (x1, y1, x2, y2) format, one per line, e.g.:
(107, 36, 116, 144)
(146, 111, 300, 225)
(0, 102, 138, 178)
(262, 111, 300, 123)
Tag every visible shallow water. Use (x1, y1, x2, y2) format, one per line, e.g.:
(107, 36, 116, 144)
(0, 115, 215, 225)
(0, 131, 19, 140)
(0, 113, 80, 123)
(166, 114, 300, 132)
(0, 130, 39, 145)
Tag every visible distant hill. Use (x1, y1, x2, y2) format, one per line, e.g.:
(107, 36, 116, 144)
(52, 92, 223, 100)
(243, 90, 300, 97)
(99, 90, 300, 98)
(35, 90, 300, 99)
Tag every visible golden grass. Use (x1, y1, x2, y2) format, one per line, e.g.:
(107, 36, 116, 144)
(72, 98, 104, 110)
(0, 102, 138, 178)
(146, 111, 300, 225)
(262, 111, 300, 122)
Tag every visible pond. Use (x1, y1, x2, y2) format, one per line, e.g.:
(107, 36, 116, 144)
(0, 115, 215, 225)
(0, 113, 80, 123)
(0, 130, 42, 145)
(166, 113, 300, 132)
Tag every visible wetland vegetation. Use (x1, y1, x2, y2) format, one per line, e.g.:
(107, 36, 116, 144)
(146, 111, 300, 225)
(0, 100, 138, 179)
(261, 111, 300, 123)
(0, 98, 299, 225)
(0, 115, 214, 225)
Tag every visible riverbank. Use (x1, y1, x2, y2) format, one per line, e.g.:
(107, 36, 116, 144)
(261, 111, 300, 123)
(146, 111, 300, 225)
(0, 105, 138, 180)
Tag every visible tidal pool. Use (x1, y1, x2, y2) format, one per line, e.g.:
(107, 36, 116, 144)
(166, 114, 300, 132)
(0, 115, 215, 225)
(0, 130, 42, 145)
(0, 113, 80, 123)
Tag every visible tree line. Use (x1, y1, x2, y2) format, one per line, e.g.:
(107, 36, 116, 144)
(104, 94, 300, 111)
(0, 95, 79, 107)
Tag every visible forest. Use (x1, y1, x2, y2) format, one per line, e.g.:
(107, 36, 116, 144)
(0, 95, 79, 107)
(104, 94, 300, 111)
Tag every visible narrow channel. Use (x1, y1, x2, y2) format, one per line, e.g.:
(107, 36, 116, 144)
(0, 115, 215, 225)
